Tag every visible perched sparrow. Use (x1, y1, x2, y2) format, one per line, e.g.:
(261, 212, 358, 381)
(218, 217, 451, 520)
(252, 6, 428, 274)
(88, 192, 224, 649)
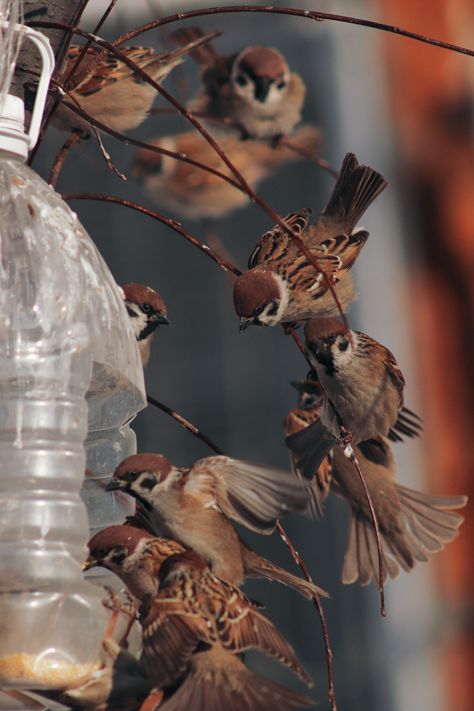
(284, 380, 332, 517)
(330, 439, 468, 586)
(122, 282, 169, 367)
(141, 551, 314, 711)
(286, 318, 422, 476)
(171, 27, 306, 141)
(132, 125, 320, 220)
(106, 453, 328, 599)
(54, 32, 220, 135)
(233, 152, 387, 330)
(85, 525, 184, 600)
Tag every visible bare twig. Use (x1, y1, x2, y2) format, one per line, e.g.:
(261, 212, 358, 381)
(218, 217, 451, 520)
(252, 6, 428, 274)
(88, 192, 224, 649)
(48, 129, 82, 188)
(111, 6, 474, 57)
(280, 138, 338, 179)
(62, 193, 241, 276)
(276, 521, 336, 711)
(145, 391, 337, 710)
(343, 444, 386, 616)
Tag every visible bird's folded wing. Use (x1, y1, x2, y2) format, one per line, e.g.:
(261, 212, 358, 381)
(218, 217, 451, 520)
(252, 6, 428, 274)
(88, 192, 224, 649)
(186, 455, 309, 534)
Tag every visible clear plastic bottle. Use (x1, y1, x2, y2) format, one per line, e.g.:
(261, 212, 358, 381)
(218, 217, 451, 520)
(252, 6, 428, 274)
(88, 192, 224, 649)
(0, 151, 145, 688)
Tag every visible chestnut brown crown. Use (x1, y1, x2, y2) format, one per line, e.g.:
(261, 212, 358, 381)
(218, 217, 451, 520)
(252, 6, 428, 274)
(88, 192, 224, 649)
(114, 453, 173, 481)
(304, 317, 348, 345)
(235, 46, 288, 80)
(233, 269, 281, 318)
(87, 524, 152, 560)
(122, 283, 168, 321)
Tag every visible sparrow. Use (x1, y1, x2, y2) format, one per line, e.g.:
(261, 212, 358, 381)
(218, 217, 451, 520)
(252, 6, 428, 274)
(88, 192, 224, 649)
(54, 32, 220, 135)
(106, 453, 328, 600)
(132, 125, 320, 220)
(286, 318, 423, 476)
(233, 152, 387, 330)
(171, 27, 306, 141)
(284, 379, 332, 517)
(122, 282, 169, 367)
(85, 525, 185, 600)
(140, 551, 314, 711)
(330, 438, 467, 586)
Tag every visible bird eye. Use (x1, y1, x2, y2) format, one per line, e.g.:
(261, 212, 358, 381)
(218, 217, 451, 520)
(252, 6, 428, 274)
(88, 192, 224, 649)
(236, 74, 248, 87)
(92, 547, 108, 559)
(126, 471, 140, 482)
(338, 338, 349, 352)
(140, 303, 152, 314)
(276, 80, 286, 90)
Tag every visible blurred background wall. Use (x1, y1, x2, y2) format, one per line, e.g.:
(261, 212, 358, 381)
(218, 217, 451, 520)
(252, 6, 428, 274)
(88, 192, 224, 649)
(31, 1, 473, 709)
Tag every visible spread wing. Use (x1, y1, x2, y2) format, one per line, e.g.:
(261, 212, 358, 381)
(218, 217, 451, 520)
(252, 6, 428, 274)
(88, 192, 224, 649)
(185, 456, 309, 534)
(212, 587, 312, 685)
(141, 594, 211, 687)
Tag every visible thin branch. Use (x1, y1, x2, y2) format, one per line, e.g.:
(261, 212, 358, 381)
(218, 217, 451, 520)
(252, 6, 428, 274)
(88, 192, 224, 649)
(344, 444, 386, 617)
(275, 520, 336, 711)
(49, 130, 82, 188)
(280, 137, 338, 179)
(62, 193, 241, 276)
(26, 21, 349, 327)
(145, 391, 337, 711)
(111, 6, 474, 57)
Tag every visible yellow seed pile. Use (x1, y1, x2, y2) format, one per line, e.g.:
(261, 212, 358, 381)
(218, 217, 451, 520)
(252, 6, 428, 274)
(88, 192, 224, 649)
(0, 654, 98, 689)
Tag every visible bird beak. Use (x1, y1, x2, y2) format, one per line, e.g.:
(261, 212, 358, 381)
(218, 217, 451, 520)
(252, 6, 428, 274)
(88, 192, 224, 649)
(82, 558, 97, 572)
(156, 314, 170, 326)
(254, 77, 272, 102)
(239, 317, 254, 334)
(106, 478, 121, 492)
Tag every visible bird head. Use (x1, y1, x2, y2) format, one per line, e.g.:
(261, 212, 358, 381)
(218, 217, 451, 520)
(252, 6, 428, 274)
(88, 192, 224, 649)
(233, 269, 288, 331)
(231, 46, 290, 106)
(106, 453, 175, 505)
(84, 525, 152, 573)
(304, 318, 354, 374)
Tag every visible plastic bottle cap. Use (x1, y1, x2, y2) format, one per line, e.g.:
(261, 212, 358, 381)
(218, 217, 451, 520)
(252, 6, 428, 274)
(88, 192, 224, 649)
(0, 94, 28, 161)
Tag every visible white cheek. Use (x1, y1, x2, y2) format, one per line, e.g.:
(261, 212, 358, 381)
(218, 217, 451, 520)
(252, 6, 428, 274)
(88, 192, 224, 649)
(332, 346, 353, 369)
(266, 85, 286, 105)
(233, 81, 255, 103)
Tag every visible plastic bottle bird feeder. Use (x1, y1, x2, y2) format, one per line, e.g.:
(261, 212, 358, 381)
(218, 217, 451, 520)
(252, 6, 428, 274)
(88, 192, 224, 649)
(0, 13, 146, 690)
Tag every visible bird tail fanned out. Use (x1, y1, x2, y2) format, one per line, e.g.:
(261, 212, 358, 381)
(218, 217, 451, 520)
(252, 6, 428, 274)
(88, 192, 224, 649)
(244, 548, 329, 600)
(321, 152, 387, 231)
(159, 649, 314, 711)
(342, 484, 467, 586)
(169, 27, 222, 68)
(286, 418, 337, 480)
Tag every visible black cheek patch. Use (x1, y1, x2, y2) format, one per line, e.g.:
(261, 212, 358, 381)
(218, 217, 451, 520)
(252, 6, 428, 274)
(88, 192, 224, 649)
(141, 477, 158, 491)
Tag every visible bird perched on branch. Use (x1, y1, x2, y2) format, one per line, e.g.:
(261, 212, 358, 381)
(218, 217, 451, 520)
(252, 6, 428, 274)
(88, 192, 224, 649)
(106, 453, 328, 600)
(285, 381, 467, 585)
(140, 551, 314, 711)
(233, 152, 387, 330)
(171, 27, 306, 141)
(122, 283, 169, 367)
(85, 525, 185, 600)
(286, 318, 422, 477)
(54, 32, 220, 135)
(132, 125, 320, 220)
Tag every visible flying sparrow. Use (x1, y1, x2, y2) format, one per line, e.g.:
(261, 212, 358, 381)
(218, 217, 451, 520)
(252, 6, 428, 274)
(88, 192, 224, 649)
(132, 125, 320, 221)
(330, 438, 467, 586)
(233, 152, 387, 330)
(106, 453, 328, 599)
(122, 282, 169, 367)
(286, 318, 423, 476)
(171, 27, 306, 141)
(84, 524, 184, 600)
(140, 551, 314, 711)
(284, 379, 332, 517)
(54, 32, 220, 135)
